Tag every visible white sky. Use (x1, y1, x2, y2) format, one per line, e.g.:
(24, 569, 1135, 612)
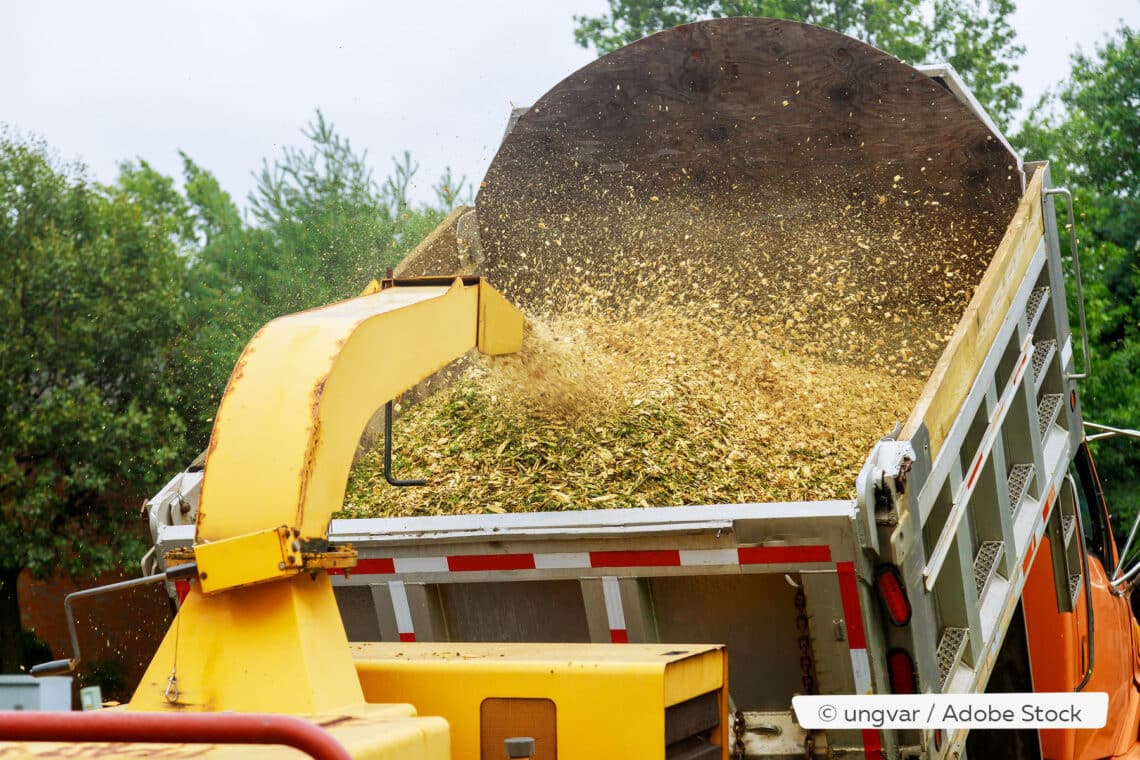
(1, 0, 1136, 209)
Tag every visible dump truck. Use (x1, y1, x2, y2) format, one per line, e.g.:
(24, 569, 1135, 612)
(6, 16, 1140, 760)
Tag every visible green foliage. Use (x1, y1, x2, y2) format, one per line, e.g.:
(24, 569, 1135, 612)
(0, 113, 459, 670)
(0, 131, 186, 670)
(1014, 27, 1140, 534)
(573, 0, 1023, 128)
(168, 113, 454, 448)
(924, 0, 1023, 128)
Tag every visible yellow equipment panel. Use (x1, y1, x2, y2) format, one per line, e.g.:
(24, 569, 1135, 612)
(353, 642, 729, 760)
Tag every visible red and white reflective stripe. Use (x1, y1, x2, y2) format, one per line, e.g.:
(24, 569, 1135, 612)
(389, 581, 416, 642)
(602, 576, 627, 643)
(837, 561, 881, 760)
(352, 544, 833, 577)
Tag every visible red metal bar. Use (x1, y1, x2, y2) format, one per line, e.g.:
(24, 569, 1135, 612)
(0, 710, 352, 759)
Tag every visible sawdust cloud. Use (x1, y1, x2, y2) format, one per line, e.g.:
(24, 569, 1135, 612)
(343, 178, 1006, 516)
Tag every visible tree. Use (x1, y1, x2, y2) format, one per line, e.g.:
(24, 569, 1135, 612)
(1015, 27, 1140, 534)
(573, 0, 1024, 129)
(171, 114, 455, 450)
(0, 131, 186, 672)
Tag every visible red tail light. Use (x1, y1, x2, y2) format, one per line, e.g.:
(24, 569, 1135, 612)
(887, 648, 917, 694)
(875, 564, 912, 626)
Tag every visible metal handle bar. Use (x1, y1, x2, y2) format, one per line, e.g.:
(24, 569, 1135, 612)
(1044, 188, 1090, 380)
(29, 563, 198, 677)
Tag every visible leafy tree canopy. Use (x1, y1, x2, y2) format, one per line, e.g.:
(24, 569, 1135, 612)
(574, 0, 1024, 128)
(170, 113, 461, 447)
(0, 132, 186, 672)
(0, 112, 468, 671)
(1014, 27, 1140, 530)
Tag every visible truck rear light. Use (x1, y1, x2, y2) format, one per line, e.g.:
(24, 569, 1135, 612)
(874, 564, 912, 626)
(887, 648, 917, 694)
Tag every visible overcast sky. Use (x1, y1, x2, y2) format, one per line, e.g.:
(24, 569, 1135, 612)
(2, 1, 1136, 209)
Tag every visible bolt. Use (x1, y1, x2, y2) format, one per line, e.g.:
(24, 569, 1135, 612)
(287, 555, 295, 565)
(199, 572, 208, 581)
(278, 562, 287, 571)
(292, 540, 301, 552)
(504, 737, 535, 759)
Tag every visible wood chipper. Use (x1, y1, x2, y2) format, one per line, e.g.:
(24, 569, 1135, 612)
(7, 16, 1140, 760)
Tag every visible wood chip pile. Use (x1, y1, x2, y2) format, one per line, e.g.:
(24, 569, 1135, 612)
(343, 304, 925, 517)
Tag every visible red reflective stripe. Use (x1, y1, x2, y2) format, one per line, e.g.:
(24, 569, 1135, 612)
(836, 561, 867, 649)
(0, 711, 351, 760)
(1012, 351, 1030, 385)
(328, 558, 395, 576)
(738, 545, 832, 565)
(398, 632, 417, 642)
(447, 553, 536, 572)
(1022, 537, 1036, 575)
(1042, 485, 1057, 522)
(356, 558, 396, 574)
(174, 580, 190, 604)
(862, 728, 883, 758)
(589, 550, 681, 568)
(966, 452, 985, 490)
(609, 629, 628, 643)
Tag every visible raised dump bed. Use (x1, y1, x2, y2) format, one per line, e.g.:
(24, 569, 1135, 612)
(343, 17, 1023, 517)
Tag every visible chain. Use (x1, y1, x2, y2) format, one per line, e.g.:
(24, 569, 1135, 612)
(731, 710, 746, 760)
(795, 585, 819, 760)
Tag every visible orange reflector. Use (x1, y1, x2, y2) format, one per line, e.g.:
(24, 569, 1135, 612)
(887, 648, 917, 694)
(875, 564, 912, 626)
(934, 728, 943, 751)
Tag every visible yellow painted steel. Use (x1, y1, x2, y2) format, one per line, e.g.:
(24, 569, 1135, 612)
(130, 277, 523, 739)
(193, 277, 522, 591)
(132, 573, 366, 714)
(194, 526, 300, 594)
(352, 642, 729, 759)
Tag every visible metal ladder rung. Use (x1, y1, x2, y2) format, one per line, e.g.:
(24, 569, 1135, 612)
(1032, 340, 1057, 393)
(1038, 394, 1064, 437)
(973, 541, 1005, 598)
(937, 627, 969, 690)
(1026, 287, 1050, 331)
(1007, 464, 1034, 515)
(1063, 515, 1076, 547)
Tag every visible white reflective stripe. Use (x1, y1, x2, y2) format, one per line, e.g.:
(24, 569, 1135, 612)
(389, 581, 414, 635)
(850, 648, 872, 694)
(534, 552, 591, 569)
(1061, 336, 1073, 371)
(601, 576, 626, 630)
(393, 556, 448, 573)
(679, 548, 738, 566)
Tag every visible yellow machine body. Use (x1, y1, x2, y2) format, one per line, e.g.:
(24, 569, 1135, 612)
(353, 642, 729, 760)
(121, 277, 524, 758)
(8, 274, 731, 759)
